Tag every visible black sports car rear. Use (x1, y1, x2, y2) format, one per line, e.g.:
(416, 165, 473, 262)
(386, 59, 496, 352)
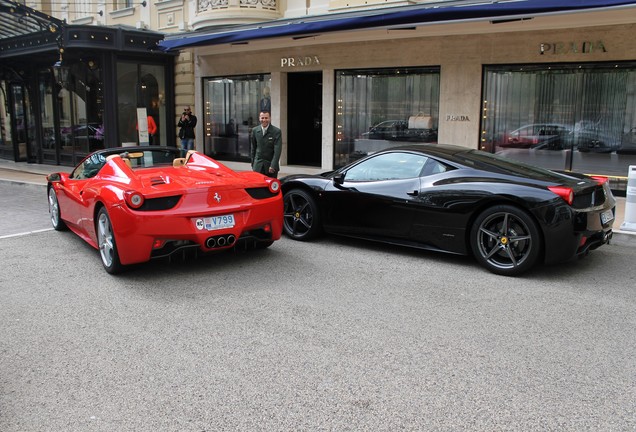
(281, 144, 615, 276)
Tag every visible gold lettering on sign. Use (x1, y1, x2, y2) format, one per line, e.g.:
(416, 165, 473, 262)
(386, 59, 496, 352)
(539, 41, 607, 55)
(281, 56, 321, 68)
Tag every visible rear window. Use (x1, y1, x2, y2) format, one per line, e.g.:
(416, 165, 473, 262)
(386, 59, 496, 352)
(453, 149, 570, 183)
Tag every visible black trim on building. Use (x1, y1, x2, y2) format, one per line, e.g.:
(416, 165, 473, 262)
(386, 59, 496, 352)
(0, 1, 175, 166)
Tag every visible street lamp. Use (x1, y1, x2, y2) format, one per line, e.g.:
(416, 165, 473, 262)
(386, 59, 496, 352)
(52, 49, 70, 87)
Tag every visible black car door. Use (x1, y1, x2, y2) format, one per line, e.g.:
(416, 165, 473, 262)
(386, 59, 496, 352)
(407, 160, 483, 254)
(322, 152, 426, 240)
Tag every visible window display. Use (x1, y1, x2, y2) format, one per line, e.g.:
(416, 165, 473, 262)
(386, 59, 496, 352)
(482, 63, 636, 183)
(335, 67, 440, 167)
(203, 74, 271, 162)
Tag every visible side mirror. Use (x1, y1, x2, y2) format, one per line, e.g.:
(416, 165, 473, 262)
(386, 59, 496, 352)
(47, 172, 67, 184)
(333, 172, 345, 185)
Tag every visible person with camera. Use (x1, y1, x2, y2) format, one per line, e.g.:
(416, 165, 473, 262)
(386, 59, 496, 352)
(178, 106, 197, 156)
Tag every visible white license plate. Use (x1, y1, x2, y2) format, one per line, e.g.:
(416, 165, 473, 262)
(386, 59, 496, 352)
(203, 214, 235, 231)
(601, 209, 614, 225)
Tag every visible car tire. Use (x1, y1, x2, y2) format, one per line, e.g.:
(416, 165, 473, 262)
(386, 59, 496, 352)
(97, 207, 124, 274)
(470, 204, 541, 276)
(48, 187, 67, 231)
(283, 189, 322, 241)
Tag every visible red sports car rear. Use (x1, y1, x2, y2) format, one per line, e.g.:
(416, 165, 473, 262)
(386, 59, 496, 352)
(47, 147, 283, 273)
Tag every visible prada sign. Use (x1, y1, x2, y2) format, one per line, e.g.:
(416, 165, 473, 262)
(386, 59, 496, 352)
(281, 56, 321, 68)
(540, 41, 607, 55)
(446, 115, 470, 122)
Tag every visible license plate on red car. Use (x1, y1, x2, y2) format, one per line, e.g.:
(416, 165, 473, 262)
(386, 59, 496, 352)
(601, 209, 614, 225)
(203, 214, 235, 231)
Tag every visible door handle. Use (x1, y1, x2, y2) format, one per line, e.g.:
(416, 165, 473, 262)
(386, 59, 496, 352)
(406, 190, 418, 196)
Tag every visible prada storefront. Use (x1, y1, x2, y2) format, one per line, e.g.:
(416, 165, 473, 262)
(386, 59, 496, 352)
(162, 0, 636, 192)
(0, 2, 175, 167)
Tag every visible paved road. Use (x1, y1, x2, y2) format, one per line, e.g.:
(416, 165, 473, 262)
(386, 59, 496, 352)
(0, 182, 51, 238)
(1, 182, 635, 431)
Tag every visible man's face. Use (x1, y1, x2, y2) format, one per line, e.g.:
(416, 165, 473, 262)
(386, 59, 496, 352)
(259, 112, 271, 128)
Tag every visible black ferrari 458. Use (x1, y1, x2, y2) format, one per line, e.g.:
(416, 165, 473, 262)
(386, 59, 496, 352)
(281, 144, 616, 276)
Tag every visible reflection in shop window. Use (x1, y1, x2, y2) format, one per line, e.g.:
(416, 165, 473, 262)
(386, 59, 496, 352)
(335, 67, 440, 168)
(116, 62, 165, 147)
(55, 60, 105, 165)
(39, 71, 57, 163)
(0, 81, 14, 159)
(482, 63, 636, 184)
(203, 74, 271, 162)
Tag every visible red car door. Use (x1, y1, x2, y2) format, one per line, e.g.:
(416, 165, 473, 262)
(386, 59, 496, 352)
(56, 177, 88, 231)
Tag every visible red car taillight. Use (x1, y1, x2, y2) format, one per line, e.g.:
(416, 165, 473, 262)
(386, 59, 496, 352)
(548, 186, 574, 205)
(124, 191, 145, 209)
(268, 179, 281, 194)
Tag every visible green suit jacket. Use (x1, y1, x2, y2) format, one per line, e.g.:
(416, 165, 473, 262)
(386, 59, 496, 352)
(250, 124, 282, 175)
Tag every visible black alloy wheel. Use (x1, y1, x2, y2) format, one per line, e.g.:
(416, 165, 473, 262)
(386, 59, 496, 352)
(283, 189, 322, 240)
(470, 204, 541, 276)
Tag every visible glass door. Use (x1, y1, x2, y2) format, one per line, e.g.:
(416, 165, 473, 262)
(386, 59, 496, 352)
(0, 81, 14, 160)
(10, 84, 28, 162)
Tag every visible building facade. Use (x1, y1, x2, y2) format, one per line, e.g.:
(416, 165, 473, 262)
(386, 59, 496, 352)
(0, 0, 176, 166)
(161, 0, 636, 192)
(3, 0, 636, 195)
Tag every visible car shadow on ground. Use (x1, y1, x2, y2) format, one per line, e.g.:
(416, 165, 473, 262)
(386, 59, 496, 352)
(58, 227, 617, 282)
(295, 233, 615, 281)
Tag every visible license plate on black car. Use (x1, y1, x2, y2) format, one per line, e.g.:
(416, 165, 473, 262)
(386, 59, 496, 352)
(601, 209, 614, 225)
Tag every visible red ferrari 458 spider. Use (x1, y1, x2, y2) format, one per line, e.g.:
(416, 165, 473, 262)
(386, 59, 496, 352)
(47, 146, 283, 273)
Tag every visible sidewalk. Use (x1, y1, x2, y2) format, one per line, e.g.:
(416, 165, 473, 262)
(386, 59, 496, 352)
(1, 157, 634, 246)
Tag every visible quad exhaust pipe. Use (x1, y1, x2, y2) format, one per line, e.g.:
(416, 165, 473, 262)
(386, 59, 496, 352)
(206, 234, 236, 249)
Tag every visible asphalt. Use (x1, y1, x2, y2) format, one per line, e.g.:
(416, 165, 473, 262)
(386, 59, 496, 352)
(1, 158, 635, 247)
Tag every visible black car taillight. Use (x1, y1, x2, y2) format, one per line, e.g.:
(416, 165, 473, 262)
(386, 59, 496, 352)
(548, 186, 574, 205)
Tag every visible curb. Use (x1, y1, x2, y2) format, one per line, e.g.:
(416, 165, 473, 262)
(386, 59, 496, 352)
(0, 178, 47, 189)
(611, 229, 636, 247)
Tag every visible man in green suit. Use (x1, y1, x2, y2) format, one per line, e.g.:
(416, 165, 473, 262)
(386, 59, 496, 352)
(250, 111, 282, 178)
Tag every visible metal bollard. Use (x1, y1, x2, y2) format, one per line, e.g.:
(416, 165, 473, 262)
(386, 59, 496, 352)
(621, 165, 636, 231)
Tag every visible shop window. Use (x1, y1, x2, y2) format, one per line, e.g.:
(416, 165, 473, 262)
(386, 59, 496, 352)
(9, 84, 31, 162)
(72, 0, 91, 18)
(0, 81, 14, 160)
(49, 60, 105, 165)
(202, 74, 271, 162)
(335, 67, 440, 168)
(39, 71, 57, 163)
(482, 63, 636, 183)
(116, 62, 166, 147)
(115, 0, 133, 10)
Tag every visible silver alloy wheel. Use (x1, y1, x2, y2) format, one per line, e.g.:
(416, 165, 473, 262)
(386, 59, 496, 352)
(475, 210, 534, 271)
(98, 210, 115, 268)
(48, 188, 60, 228)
